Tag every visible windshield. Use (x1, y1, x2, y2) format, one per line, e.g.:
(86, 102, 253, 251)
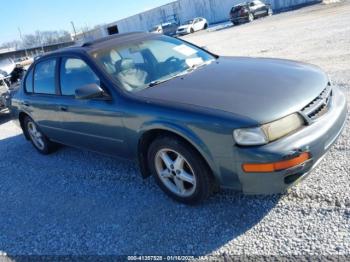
(184, 20, 193, 25)
(92, 36, 215, 92)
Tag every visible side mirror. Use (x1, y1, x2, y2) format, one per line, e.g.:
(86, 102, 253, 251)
(75, 83, 110, 100)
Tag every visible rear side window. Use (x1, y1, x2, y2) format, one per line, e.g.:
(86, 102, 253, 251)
(60, 58, 100, 96)
(34, 59, 57, 94)
(24, 68, 34, 93)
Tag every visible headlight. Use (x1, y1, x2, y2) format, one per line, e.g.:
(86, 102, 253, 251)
(234, 113, 305, 146)
(233, 127, 268, 146)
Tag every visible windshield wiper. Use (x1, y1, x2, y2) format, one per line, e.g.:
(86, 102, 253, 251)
(147, 70, 190, 88)
(147, 78, 172, 88)
(147, 61, 213, 88)
(187, 60, 213, 72)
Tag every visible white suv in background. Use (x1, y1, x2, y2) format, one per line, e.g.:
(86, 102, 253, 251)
(176, 17, 208, 35)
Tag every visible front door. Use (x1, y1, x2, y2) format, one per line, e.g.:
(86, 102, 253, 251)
(55, 57, 128, 158)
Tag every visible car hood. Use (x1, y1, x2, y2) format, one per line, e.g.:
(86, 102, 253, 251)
(137, 57, 329, 124)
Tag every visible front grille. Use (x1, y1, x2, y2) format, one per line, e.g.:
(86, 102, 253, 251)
(301, 84, 332, 121)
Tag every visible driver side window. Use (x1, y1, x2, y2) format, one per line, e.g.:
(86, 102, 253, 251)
(60, 58, 100, 96)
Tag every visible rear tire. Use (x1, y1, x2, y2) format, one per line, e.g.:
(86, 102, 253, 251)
(148, 136, 214, 205)
(23, 116, 57, 154)
(204, 23, 208, 29)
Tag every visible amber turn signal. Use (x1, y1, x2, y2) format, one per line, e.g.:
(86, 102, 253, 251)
(242, 152, 311, 173)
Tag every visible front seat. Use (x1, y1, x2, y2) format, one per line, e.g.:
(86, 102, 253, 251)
(115, 59, 148, 91)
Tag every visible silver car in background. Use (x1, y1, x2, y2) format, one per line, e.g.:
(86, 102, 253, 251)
(150, 22, 179, 36)
(0, 76, 10, 110)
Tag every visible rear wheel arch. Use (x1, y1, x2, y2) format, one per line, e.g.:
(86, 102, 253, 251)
(137, 128, 218, 186)
(19, 112, 31, 140)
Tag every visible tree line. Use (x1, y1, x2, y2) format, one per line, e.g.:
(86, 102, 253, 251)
(0, 30, 72, 50)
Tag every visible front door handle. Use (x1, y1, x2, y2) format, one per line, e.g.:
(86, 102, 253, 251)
(59, 105, 68, 111)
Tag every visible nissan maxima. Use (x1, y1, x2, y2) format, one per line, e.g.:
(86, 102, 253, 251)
(10, 32, 347, 204)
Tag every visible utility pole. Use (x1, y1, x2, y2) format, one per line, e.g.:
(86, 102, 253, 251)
(38, 31, 44, 53)
(18, 27, 28, 57)
(71, 21, 77, 41)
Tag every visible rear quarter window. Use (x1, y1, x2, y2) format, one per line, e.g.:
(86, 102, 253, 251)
(34, 59, 57, 95)
(24, 68, 34, 93)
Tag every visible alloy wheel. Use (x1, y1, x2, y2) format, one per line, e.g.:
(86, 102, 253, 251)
(154, 148, 197, 197)
(27, 121, 45, 150)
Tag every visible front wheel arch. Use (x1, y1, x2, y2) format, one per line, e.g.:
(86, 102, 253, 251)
(137, 129, 218, 187)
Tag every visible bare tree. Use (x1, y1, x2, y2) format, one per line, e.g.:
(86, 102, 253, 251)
(0, 40, 22, 50)
(1, 30, 72, 50)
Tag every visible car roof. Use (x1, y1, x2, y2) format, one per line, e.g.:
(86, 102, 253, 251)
(37, 32, 152, 59)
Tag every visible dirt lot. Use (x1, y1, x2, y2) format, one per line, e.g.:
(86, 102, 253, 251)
(0, 1, 349, 258)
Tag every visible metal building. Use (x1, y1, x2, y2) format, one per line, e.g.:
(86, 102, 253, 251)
(103, 0, 320, 36)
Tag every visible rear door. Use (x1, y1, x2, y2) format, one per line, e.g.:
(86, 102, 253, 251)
(55, 56, 128, 157)
(25, 57, 64, 140)
(193, 18, 202, 31)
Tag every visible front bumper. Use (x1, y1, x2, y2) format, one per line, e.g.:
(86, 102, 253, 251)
(176, 29, 189, 35)
(233, 86, 347, 194)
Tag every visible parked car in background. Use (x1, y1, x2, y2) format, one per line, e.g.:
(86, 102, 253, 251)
(150, 22, 178, 36)
(176, 17, 208, 35)
(0, 76, 10, 111)
(10, 64, 26, 85)
(10, 32, 347, 204)
(0, 58, 16, 78)
(16, 57, 34, 68)
(230, 0, 273, 25)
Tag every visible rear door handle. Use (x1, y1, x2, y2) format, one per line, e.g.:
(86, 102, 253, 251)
(59, 105, 68, 111)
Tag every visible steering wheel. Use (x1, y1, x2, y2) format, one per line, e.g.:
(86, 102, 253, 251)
(163, 56, 187, 73)
(164, 56, 181, 65)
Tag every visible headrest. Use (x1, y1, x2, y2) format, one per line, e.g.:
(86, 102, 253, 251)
(115, 58, 135, 72)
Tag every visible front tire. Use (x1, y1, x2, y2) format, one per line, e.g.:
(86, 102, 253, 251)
(24, 116, 56, 154)
(190, 28, 194, 34)
(267, 7, 273, 16)
(148, 136, 214, 205)
(248, 13, 254, 22)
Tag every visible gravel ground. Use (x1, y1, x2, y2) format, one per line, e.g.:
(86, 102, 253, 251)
(0, 1, 349, 258)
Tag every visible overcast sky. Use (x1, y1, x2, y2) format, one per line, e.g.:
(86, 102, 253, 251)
(0, 0, 173, 44)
